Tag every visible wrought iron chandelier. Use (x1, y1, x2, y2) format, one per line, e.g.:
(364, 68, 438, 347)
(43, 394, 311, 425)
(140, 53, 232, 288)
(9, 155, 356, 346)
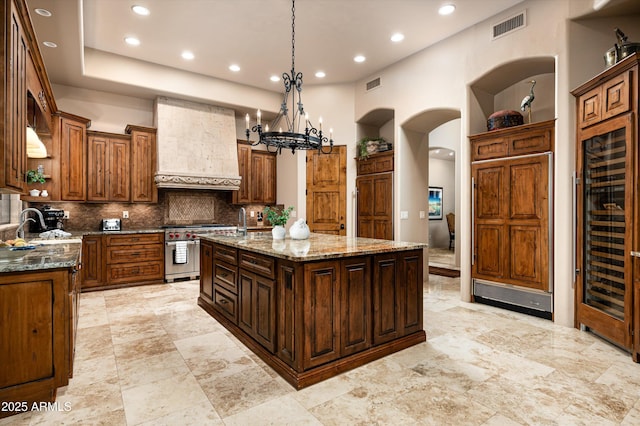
(245, 0, 333, 155)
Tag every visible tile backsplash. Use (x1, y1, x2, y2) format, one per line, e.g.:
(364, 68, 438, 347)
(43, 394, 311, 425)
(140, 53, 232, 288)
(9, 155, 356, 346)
(25, 189, 269, 232)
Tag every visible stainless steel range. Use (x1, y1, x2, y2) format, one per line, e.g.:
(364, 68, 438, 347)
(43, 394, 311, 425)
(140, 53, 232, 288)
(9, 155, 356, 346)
(164, 224, 236, 282)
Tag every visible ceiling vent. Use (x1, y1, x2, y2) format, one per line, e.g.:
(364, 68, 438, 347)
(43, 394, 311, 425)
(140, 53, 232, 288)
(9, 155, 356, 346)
(492, 10, 526, 40)
(366, 77, 381, 91)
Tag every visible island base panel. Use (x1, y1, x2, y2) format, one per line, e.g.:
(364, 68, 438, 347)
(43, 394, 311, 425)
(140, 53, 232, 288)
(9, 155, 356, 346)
(198, 297, 426, 389)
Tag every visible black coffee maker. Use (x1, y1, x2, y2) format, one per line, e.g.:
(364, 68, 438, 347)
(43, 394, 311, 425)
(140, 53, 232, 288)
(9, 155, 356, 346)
(34, 205, 65, 232)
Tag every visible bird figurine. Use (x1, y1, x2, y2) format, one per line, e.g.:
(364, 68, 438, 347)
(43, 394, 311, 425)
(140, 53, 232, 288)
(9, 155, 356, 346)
(520, 80, 536, 123)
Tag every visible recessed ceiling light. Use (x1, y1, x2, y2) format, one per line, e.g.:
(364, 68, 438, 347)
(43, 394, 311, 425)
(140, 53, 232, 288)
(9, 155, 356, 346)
(270, 75, 280, 82)
(229, 64, 241, 72)
(449, 151, 454, 156)
(35, 8, 52, 17)
(315, 71, 326, 78)
(181, 50, 194, 60)
(435, 149, 440, 154)
(438, 4, 456, 15)
(131, 5, 150, 16)
(390, 33, 405, 43)
(354, 55, 366, 63)
(43, 41, 57, 48)
(125, 37, 140, 46)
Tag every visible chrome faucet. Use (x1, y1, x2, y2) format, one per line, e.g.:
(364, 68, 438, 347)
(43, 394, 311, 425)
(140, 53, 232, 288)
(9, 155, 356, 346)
(238, 207, 247, 236)
(16, 208, 46, 239)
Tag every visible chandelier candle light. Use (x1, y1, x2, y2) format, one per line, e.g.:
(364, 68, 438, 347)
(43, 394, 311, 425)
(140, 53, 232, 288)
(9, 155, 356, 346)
(245, 0, 333, 154)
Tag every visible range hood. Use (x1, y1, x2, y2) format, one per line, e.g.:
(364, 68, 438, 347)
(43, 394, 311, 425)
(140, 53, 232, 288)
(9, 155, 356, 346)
(154, 97, 241, 190)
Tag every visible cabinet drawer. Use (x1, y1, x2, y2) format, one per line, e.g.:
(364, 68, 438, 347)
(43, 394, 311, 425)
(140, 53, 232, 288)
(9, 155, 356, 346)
(106, 233, 164, 246)
(508, 127, 552, 156)
(213, 285, 238, 324)
(214, 244, 238, 265)
(106, 260, 164, 284)
(578, 86, 601, 128)
(106, 244, 163, 264)
(240, 251, 275, 278)
(471, 138, 508, 161)
(214, 261, 238, 294)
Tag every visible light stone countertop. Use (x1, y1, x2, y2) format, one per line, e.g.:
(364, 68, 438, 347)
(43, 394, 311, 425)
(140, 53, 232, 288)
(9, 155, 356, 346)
(0, 241, 81, 273)
(198, 232, 427, 261)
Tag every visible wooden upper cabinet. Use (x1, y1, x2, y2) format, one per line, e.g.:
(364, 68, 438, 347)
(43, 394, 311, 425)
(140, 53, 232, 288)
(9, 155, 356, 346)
(356, 152, 394, 240)
(251, 151, 276, 204)
(126, 125, 157, 203)
(1, 1, 28, 193)
(87, 131, 130, 202)
(232, 143, 277, 204)
(232, 143, 252, 204)
(58, 112, 89, 201)
(469, 119, 554, 161)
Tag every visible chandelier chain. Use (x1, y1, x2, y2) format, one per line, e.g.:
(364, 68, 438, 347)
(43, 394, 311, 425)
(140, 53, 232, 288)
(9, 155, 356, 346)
(291, 0, 295, 74)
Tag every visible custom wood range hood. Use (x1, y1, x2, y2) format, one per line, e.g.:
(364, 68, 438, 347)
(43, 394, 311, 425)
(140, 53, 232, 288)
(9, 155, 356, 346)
(153, 97, 241, 190)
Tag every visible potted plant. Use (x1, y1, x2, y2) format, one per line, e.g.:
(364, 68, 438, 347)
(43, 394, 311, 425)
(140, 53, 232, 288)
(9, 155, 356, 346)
(264, 206, 294, 239)
(357, 137, 387, 159)
(26, 169, 46, 197)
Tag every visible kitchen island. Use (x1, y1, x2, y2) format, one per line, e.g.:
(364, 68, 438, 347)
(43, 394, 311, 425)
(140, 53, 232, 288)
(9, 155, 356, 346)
(198, 232, 426, 389)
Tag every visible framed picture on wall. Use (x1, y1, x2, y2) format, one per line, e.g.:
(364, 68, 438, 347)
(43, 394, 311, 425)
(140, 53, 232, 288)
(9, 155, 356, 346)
(428, 187, 443, 220)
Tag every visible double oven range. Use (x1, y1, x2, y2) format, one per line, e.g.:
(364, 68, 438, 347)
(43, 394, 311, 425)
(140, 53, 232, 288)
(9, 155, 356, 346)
(163, 224, 236, 282)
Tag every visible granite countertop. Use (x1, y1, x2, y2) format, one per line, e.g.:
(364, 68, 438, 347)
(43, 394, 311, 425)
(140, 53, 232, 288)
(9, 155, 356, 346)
(0, 241, 82, 273)
(198, 232, 427, 261)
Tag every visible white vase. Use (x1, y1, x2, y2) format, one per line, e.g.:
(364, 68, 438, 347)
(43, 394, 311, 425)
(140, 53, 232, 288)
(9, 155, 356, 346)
(272, 225, 286, 239)
(289, 218, 310, 240)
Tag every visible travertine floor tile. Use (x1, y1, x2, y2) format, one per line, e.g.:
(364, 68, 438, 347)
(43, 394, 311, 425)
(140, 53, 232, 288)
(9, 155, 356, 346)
(5, 277, 640, 425)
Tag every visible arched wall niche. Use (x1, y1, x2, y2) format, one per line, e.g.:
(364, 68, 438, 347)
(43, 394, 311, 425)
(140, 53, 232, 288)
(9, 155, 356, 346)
(356, 108, 395, 157)
(469, 56, 556, 135)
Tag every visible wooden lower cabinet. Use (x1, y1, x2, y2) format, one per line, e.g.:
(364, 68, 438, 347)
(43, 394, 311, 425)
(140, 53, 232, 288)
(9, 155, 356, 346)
(0, 269, 77, 418)
(81, 232, 164, 291)
(198, 241, 425, 389)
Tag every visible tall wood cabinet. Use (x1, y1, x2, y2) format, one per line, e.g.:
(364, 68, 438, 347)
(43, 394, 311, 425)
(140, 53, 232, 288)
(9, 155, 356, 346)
(356, 151, 394, 240)
(232, 142, 277, 205)
(572, 54, 639, 360)
(126, 125, 158, 203)
(470, 119, 554, 314)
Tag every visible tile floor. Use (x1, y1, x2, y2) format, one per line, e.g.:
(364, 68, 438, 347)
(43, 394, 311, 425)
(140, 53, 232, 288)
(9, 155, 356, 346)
(4, 275, 640, 425)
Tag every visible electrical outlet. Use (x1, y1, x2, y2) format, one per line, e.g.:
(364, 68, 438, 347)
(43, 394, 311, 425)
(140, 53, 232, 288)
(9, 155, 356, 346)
(122, 211, 129, 219)
(291, 210, 297, 218)
(63, 210, 70, 219)
(250, 210, 255, 217)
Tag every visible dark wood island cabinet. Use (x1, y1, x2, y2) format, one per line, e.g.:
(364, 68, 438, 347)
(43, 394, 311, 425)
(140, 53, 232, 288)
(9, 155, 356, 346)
(198, 232, 426, 389)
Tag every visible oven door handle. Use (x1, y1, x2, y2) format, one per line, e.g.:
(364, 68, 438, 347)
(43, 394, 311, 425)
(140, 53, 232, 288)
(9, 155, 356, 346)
(165, 240, 200, 246)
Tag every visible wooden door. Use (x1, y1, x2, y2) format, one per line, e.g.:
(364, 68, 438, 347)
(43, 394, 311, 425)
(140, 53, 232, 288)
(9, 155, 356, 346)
(5, 5, 27, 193)
(233, 143, 252, 204)
(306, 146, 347, 235)
(200, 241, 214, 302)
(81, 236, 104, 289)
(372, 253, 400, 345)
(59, 117, 86, 201)
(340, 257, 371, 356)
(108, 138, 130, 202)
(303, 261, 340, 368)
(129, 126, 157, 203)
(87, 134, 108, 201)
(576, 114, 634, 351)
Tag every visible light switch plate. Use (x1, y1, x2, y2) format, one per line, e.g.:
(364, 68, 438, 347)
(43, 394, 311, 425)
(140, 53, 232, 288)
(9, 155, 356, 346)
(419, 211, 425, 219)
(400, 211, 409, 219)
(122, 211, 129, 219)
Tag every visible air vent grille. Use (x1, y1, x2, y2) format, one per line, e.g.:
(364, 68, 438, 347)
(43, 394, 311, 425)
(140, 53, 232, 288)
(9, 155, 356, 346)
(366, 77, 381, 91)
(492, 10, 526, 40)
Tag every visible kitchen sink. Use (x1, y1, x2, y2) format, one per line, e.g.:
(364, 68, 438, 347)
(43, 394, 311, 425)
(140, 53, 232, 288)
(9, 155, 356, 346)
(0, 246, 38, 262)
